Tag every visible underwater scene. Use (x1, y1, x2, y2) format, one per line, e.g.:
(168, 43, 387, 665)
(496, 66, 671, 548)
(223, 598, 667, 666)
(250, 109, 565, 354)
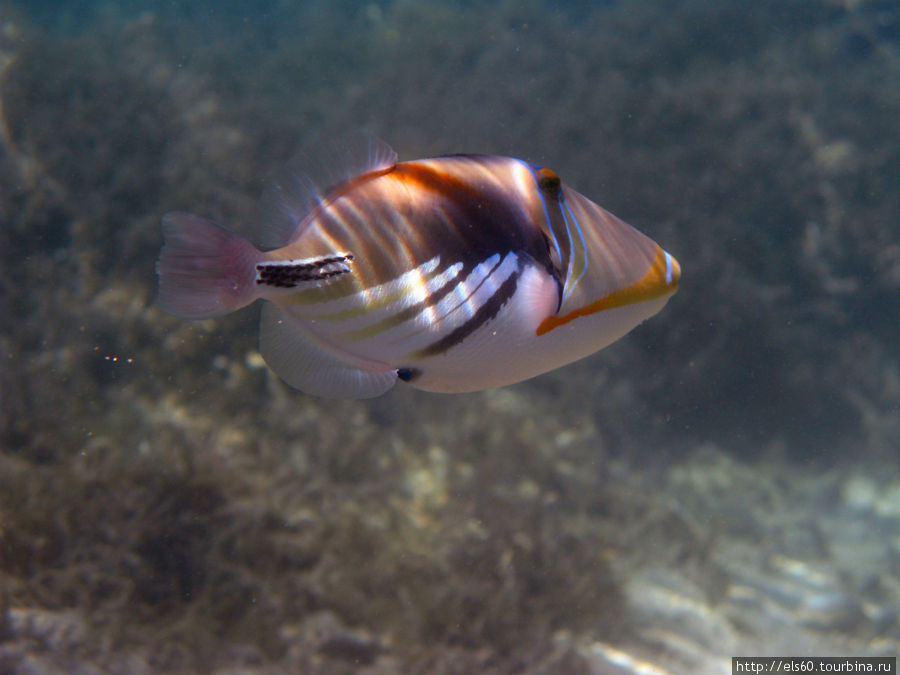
(1, 0, 898, 672)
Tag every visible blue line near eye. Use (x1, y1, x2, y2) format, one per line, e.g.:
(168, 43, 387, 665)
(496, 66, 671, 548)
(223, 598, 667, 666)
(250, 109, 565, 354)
(562, 194, 588, 286)
(665, 251, 674, 284)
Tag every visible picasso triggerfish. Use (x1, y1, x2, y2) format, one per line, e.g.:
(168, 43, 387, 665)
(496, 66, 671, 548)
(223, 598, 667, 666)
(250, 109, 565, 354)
(156, 135, 680, 398)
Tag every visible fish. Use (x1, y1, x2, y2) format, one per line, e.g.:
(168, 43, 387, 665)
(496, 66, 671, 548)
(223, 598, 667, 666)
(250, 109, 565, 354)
(156, 134, 680, 399)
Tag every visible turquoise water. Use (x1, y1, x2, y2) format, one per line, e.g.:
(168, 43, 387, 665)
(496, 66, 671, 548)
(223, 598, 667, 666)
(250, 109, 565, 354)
(1, 1, 897, 672)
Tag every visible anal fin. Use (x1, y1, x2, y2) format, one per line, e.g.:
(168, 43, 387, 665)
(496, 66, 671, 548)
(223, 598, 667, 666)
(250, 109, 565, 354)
(260, 303, 397, 399)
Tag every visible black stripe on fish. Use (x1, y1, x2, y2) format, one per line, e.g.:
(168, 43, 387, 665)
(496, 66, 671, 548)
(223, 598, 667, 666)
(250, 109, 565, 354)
(416, 259, 522, 357)
(392, 161, 559, 275)
(396, 162, 539, 257)
(256, 255, 354, 288)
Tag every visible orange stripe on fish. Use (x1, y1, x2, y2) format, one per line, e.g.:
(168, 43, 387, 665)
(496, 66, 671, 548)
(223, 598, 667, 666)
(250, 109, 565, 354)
(536, 245, 680, 336)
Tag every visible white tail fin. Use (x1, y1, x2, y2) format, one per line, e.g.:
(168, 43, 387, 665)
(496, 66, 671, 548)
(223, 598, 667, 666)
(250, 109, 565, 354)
(156, 212, 261, 319)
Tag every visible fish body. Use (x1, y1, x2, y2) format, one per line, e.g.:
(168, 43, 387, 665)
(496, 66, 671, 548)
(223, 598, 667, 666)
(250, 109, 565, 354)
(156, 136, 680, 398)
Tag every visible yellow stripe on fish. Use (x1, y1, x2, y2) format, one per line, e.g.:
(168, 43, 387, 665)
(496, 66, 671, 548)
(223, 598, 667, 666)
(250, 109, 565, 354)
(537, 245, 681, 336)
(156, 134, 680, 398)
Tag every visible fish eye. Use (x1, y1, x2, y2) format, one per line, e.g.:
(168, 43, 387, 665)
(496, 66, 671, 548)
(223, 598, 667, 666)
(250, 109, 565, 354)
(537, 168, 561, 193)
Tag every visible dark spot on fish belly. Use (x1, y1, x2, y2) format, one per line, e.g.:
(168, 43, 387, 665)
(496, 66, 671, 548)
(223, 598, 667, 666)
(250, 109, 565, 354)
(256, 255, 354, 288)
(397, 367, 419, 382)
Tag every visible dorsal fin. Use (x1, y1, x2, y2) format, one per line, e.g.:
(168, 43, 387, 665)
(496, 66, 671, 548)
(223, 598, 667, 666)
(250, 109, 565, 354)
(257, 133, 398, 249)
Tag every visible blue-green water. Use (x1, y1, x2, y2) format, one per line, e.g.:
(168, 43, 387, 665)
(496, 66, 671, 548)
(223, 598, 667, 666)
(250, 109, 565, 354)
(1, 1, 897, 672)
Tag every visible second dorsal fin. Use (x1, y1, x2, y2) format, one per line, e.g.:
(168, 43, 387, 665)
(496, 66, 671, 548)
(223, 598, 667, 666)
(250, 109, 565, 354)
(257, 133, 398, 249)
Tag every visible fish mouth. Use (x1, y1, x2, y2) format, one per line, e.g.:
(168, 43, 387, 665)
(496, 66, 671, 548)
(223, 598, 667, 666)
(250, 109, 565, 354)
(612, 245, 680, 304)
(663, 249, 681, 289)
(594, 244, 681, 307)
(536, 245, 680, 336)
